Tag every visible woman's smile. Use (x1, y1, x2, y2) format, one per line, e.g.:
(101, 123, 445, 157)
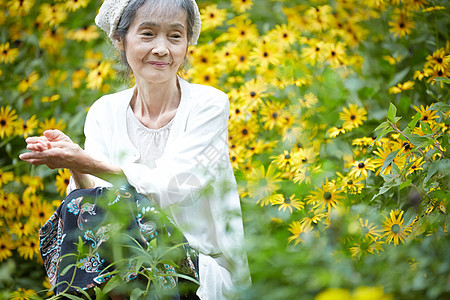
(147, 60, 170, 68)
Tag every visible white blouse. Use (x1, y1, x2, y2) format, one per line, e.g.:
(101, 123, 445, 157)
(126, 105, 174, 168)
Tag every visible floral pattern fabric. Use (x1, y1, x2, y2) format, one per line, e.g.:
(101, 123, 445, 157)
(39, 186, 198, 296)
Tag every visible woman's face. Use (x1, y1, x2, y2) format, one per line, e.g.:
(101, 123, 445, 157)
(117, 5, 188, 85)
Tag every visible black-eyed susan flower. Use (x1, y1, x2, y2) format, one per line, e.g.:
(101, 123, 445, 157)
(250, 40, 281, 70)
(200, 4, 227, 31)
(17, 237, 40, 260)
(338, 174, 365, 194)
(246, 164, 282, 206)
(38, 3, 67, 26)
(260, 101, 287, 131)
(306, 179, 343, 212)
(238, 78, 267, 104)
(38, 117, 66, 134)
(15, 115, 38, 138)
(87, 61, 114, 90)
(10, 222, 34, 238)
(72, 68, 87, 89)
(0, 235, 13, 261)
(288, 221, 312, 245)
(382, 209, 411, 245)
(39, 28, 65, 55)
(348, 159, 376, 179)
(327, 42, 347, 68)
(0, 106, 18, 139)
(388, 11, 415, 38)
(414, 104, 439, 123)
(339, 103, 367, 129)
(64, 0, 89, 12)
(16, 194, 32, 218)
(359, 218, 382, 241)
(389, 80, 415, 94)
(373, 142, 406, 175)
(327, 126, 346, 138)
(0, 42, 19, 64)
(0, 169, 14, 188)
(67, 25, 100, 42)
(267, 24, 298, 48)
(271, 194, 304, 213)
(17, 71, 39, 93)
(55, 168, 71, 196)
(424, 48, 450, 73)
(298, 92, 318, 108)
(7, 0, 35, 16)
(271, 150, 294, 170)
(231, 0, 254, 13)
(301, 40, 327, 65)
(41, 94, 60, 103)
(30, 200, 54, 227)
(230, 118, 258, 143)
(349, 237, 384, 259)
(231, 43, 254, 72)
(226, 19, 259, 43)
(406, 157, 425, 176)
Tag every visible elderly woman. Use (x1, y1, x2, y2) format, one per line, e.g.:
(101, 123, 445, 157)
(19, 0, 249, 299)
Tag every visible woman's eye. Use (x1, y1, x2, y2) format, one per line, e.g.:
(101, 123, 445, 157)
(142, 32, 153, 37)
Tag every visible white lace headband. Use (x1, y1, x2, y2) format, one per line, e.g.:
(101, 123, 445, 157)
(95, 0, 201, 46)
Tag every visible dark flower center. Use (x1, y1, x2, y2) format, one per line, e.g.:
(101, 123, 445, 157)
(350, 115, 356, 120)
(272, 112, 278, 119)
(324, 192, 332, 200)
(0, 120, 6, 126)
(391, 224, 400, 234)
(358, 162, 365, 168)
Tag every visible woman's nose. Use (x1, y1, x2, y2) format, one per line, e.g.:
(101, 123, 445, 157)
(151, 36, 169, 56)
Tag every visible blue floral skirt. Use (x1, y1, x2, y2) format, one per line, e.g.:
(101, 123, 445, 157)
(39, 186, 199, 298)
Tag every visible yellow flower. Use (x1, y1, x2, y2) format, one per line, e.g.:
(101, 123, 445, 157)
(229, 118, 259, 144)
(301, 40, 328, 65)
(0, 105, 18, 139)
(17, 237, 40, 260)
(0, 235, 13, 261)
(349, 237, 384, 259)
(225, 19, 259, 43)
(414, 104, 439, 123)
(38, 117, 66, 134)
(41, 94, 61, 103)
(250, 39, 282, 70)
(15, 115, 38, 138)
(348, 159, 376, 179)
(389, 80, 415, 94)
(65, 0, 90, 12)
(67, 26, 100, 42)
(306, 179, 343, 212)
(298, 92, 318, 108)
(7, 0, 34, 17)
(388, 12, 415, 38)
(359, 218, 382, 241)
(10, 222, 34, 238)
(55, 168, 71, 196)
(87, 62, 113, 90)
(30, 200, 54, 227)
(422, 6, 446, 12)
(260, 101, 287, 131)
(288, 221, 312, 245)
(246, 164, 282, 206)
(200, 4, 227, 31)
(382, 209, 411, 245)
(373, 142, 407, 175)
(18, 71, 39, 93)
(230, 43, 254, 73)
(327, 126, 346, 138)
(424, 48, 450, 73)
(0, 169, 14, 188)
(327, 42, 348, 68)
(231, 0, 254, 13)
(406, 157, 425, 176)
(72, 68, 87, 89)
(315, 288, 351, 300)
(38, 3, 67, 26)
(271, 194, 304, 213)
(353, 286, 393, 300)
(0, 42, 19, 64)
(267, 24, 298, 48)
(39, 27, 65, 55)
(339, 103, 367, 129)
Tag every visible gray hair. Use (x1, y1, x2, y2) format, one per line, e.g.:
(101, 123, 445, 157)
(114, 0, 196, 72)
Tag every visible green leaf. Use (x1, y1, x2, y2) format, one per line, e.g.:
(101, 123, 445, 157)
(381, 149, 400, 174)
(387, 102, 397, 123)
(405, 134, 433, 148)
(433, 77, 450, 84)
(420, 121, 433, 134)
(426, 161, 442, 183)
(394, 116, 402, 123)
(59, 264, 75, 277)
(408, 112, 421, 130)
(59, 293, 85, 300)
(374, 127, 394, 144)
(374, 121, 389, 132)
(130, 288, 145, 300)
(399, 179, 412, 190)
(432, 102, 450, 113)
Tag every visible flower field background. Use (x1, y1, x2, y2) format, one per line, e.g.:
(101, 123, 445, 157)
(0, 0, 449, 299)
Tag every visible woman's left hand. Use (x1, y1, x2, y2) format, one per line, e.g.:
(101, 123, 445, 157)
(19, 129, 87, 171)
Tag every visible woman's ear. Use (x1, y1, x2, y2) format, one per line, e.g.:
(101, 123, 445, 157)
(114, 37, 125, 51)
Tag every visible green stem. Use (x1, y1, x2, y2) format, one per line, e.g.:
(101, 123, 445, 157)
(0, 136, 15, 148)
